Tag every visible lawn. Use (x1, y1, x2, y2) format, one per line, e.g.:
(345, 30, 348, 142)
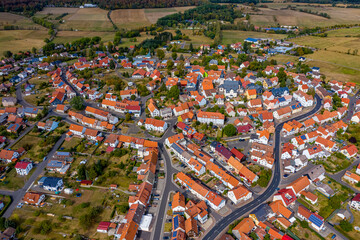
(12, 134, 49, 161)
(12, 188, 128, 239)
(222, 30, 287, 45)
(166, 29, 214, 46)
(60, 137, 83, 152)
(0, 167, 35, 191)
(0, 30, 48, 57)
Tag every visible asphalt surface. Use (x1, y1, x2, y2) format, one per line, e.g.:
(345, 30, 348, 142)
(202, 94, 322, 240)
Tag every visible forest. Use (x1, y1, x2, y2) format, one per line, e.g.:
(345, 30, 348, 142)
(0, 0, 202, 15)
(156, 4, 242, 27)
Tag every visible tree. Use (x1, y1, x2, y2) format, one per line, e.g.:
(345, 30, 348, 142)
(277, 67, 287, 87)
(109, 60, 115, 69)
(339, 220, 353, 232)
(3, 51, 12, 58)
(32, 47, 37, 54)
(308, 88, 315, 97)
(157, 49, 165, 60)
(167, 85, 180, 100)
(172, 52, 178, 60)
(223, 124, 237, 137)
(70, 96, 85, 110)
(130, 95, 136, 100)
(125, 113, 131, 121)
(167, 60, 174, 70)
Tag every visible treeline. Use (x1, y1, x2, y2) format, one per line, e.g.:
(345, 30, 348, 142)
(298, 8, 331, 18)
(32, 16, 55, 29)
(157, 4, 242, 27)
(0, 0, 202, 16)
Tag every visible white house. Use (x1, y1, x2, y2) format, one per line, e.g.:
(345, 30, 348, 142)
(15, 161, 33, 175)
(293, 90, 314, 107)
(197, 110, 225, 126)
(350, 194, 360, 211)
(144, 118, 168, 132)
(227, 185, 252, 204)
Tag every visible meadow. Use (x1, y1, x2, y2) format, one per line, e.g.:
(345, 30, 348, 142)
(0, 12, 45, 30)
(241, 3, 360, 28)
(222, 30, 287, 44)
(0, 30, 48, 57)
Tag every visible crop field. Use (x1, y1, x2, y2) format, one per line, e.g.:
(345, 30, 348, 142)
(0, 12, 44, 30)
(111, 6, 195, 29)
(144, 6, 195, 23)
(222, 30, 287, 44)
(242, 3, 360, 28)
(57, 8, 113, 31)
(0, 30, 48, 57)
(53, 31, 115, 44)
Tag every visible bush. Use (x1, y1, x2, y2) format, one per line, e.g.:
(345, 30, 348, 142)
(223, 124, 237, 137)
(339, 220, 353, 232)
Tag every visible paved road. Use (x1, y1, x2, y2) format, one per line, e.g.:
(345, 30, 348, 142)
(202, 94, 322, 240)
(1, 134, 66, 218)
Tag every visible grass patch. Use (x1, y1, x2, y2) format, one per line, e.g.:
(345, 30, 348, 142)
(222, 30, 287, 44)
(0, 168, 35, 191)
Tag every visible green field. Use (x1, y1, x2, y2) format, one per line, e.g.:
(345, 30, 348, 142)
(53, 31, 115, 44)
(222, 30, 287, 44)
(0, 12, 45, 30)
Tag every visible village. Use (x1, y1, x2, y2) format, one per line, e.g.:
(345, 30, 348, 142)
(0, 31, 359, 240)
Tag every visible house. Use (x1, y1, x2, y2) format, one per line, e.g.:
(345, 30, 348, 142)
(301, 191, 318, 204)
(42, 177, 64, 192)
(297, 205, 325, 231)
(23, 107, 39, 118)
(245, 89, 257, 100)
(23, 192, 45, 206)
(37, 120, 59, 132)
(97, 221, 111, 233)
(176, 172, 226, 211)
(219, 81, 240, 98)
(69, 124, 86, 137)
(305, 165, 325, 182)
(340, 145, 358, 159)
(120, 89, 138, 99)
(172, 214, 185, 232)
(232, 218, 255, 240)
(172, 192, 186, 214)
(273, 188, 297, 207)
(0, 227, 16, 240)
(197, 110, 225, 126)
(144, 118, 168, 132)
(15, 161, 33, 175)
(350, 194, 360, 211)
(2, 97, 17, 107)
(185, 217, 198, 237)
(227, 185, 252, 204)
(0, 149, 20, 163)
(343, 171, 360, 184)
(228, 157, 258, 184)
(273, 106, 292, 119)
(286, 176, 310, 196)
(148, 100, 160, 117)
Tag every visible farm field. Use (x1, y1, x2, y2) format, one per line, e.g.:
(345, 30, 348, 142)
(0, 12, 44, 30)
(164, 29, 214, 46)
(53, 31, 115, 44)
(0, 30, 48, 57)
(56, 8, 113, 31)
(222, 30, 287, 44)
(242, 3, 360, 28)
(111, 6, 195, 29)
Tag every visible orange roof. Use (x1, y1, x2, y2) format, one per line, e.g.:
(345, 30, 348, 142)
(233, 218, 255, 235)
(246, 89, 256, 96)
(69, 124, 84, 132)
(287, 176, 310, 195)
(301, 191, 318, 202)
(145, 118, 166, 127)
(269, 200, 292, 219)
(172, 192, 185, 210)
(197, 110, 225, 120)
(229, 185, 251, 200)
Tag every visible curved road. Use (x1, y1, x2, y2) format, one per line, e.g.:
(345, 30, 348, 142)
(203, 94, 322, 240)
